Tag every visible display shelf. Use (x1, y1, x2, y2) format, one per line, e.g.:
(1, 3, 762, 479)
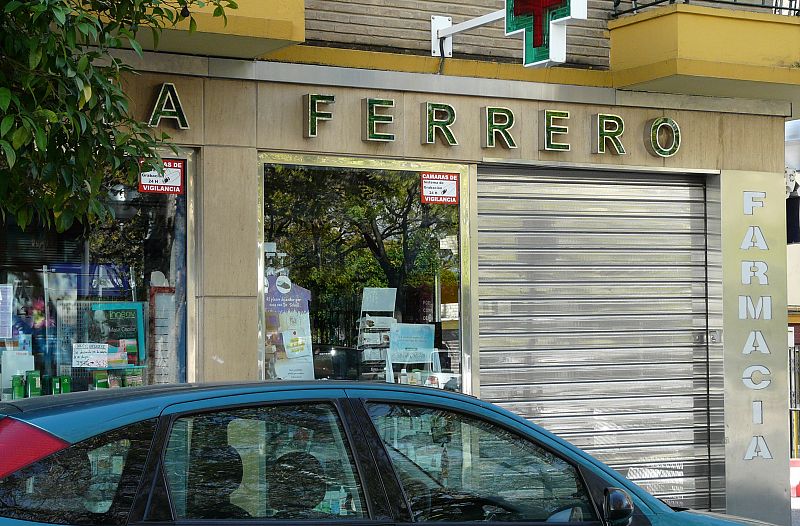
(85, 365, 147, 371)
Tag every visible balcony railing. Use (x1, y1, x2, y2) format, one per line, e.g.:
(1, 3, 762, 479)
(612, 0, 800, 17)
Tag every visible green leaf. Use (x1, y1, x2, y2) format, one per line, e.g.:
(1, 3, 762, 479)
(11, 127, 29, 150)
(213, 6, 223, 17)
(38, 109, 58, 123)
(77, 55, 89, 73)
(189, 16, 197, 33)
(0, 88, 10, 112)
(53, 7, 66, 25)
(35, 127, 47, 152)
(3, 1, 22, 13)
(28, 46, 43, 69)
(129, 38, 143, 57)
(0, 116, 12, 138)
(0, 140, 15, 169)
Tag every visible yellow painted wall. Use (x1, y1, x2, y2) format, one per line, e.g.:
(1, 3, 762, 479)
(611, 5, 800, 73)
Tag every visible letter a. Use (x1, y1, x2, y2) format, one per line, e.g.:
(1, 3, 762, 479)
(744, 436, 773, 460)
(148, 83, 189, 130)
(742, 331, 771, 355)
(740, 226, 768, 250)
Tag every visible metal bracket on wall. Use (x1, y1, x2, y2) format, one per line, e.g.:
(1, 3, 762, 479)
(431, 10, 505, 58)
(694, 330, 723, 344)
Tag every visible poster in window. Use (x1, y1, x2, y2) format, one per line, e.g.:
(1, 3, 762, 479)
(0, 284, 12, 339)
(264, 275, 314, 380)
(139, 158, 185, 195)
(84, 302, 146, 366)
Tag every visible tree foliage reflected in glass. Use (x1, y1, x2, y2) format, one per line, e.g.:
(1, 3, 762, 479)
(264, 164, 460, 347)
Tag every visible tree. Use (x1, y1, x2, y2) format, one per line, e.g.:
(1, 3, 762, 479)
(0, 0, 236, 232)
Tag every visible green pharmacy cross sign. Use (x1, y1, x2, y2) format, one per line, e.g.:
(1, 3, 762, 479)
(505, 0, 587, 66)
(430, 1, 586, 67)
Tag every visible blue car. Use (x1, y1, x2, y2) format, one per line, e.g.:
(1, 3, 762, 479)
(0, 382, 775, 525)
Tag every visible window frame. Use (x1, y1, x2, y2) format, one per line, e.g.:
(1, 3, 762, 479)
(351, 395, 605, 525)
(142, 395, 390, 525)
(258, 152, 475, 394)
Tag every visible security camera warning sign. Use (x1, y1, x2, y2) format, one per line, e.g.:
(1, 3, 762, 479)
(139, 159, 185, 195)
(420, 172, 459, 205)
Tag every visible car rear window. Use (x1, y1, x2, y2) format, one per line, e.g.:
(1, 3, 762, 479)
(0, 419, 157, 525)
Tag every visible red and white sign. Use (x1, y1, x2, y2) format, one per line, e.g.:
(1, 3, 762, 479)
(421, 172, 459, 205)
(139, 159, 185, 195)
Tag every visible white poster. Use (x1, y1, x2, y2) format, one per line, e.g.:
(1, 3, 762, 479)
(265, 275, 314, 380)
(72, 343, 109, 368)
(0, 284, 12, 339)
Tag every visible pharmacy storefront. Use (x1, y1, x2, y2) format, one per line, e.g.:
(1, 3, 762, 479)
(0, 56, 790, 522)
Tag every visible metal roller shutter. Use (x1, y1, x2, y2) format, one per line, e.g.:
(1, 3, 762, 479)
(477, 166, 721, 510)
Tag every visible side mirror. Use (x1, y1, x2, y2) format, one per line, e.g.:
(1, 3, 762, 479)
(603, 487, 634, 526)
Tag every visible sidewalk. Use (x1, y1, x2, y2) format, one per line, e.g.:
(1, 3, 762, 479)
(793, 497, 800, 525)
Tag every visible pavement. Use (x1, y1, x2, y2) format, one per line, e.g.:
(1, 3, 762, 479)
(793, 497, 800, 525)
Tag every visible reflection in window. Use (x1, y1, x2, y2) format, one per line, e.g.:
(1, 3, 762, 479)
(367, 403, 598, 523)
(164, 403, 366, 520)
(263, 163, 461, 388)
(0, 174, 187, 395)
(0, 419, 157, 525)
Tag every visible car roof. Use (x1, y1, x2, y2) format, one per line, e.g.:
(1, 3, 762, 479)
(0, 381, 479, 443)
(0, 381, 474, 414)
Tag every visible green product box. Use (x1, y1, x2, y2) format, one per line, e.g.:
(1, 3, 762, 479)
(59, 376, 71, 394)
(50, 375, 62, 395)
(93, 371, 109, 389)
(11, 375, 25, 400)
(107, 372, 122, 389)
(123, 370, 144, 387)
(25, 370, 41, 397)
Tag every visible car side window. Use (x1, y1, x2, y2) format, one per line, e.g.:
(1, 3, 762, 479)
(163, 403, 367, 520)
(0, 419, 157, 526)
(367, 403, 598, 523)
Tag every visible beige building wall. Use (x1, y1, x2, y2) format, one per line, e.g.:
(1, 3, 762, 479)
(125, 66, 785, 382)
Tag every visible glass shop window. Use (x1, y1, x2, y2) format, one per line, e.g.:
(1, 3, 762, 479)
(263, 162, 462, 391)
(0, 161, 188, 398)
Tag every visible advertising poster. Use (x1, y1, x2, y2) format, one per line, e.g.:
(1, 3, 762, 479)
(265, 275, 314, 380)
(139, 158, 185, 195)
(420, 172, 459, 205)
(86, 302, 146, 365)
(389, 323, 435, 364)
(0, 284, 12, 339)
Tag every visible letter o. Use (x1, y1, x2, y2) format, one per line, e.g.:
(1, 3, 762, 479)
(644, 117, 681, 158)
(742, 365, 771, 390)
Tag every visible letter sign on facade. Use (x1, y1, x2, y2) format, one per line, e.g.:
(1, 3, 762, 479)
(304, 94, 335, 138)
(148, 83, 189, 130)
(482, 107, 517, 149)
(592, 113, 626, 155)
(644, 117, 681, 157)
(422, 102, 458, 146)
(720, 170, 788, 520)
(539, 110, 570, 151)
(362, 98, 395, 142)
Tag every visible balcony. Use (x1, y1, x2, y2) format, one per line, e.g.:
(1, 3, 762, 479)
(609, 1, 800, 117)
(141, 0, 305, 59)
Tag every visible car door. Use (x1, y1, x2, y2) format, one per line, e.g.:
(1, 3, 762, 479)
(128, 387, 396, 526)
(345, 388, 653, 526)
